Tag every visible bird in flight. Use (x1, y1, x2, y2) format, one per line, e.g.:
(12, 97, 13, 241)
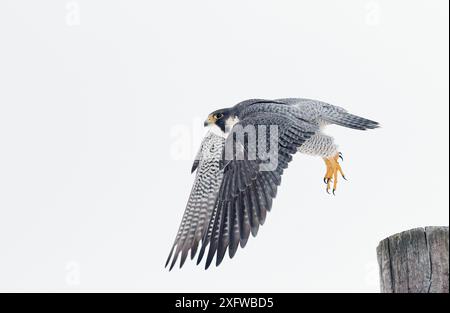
(166, 98, 379, 270)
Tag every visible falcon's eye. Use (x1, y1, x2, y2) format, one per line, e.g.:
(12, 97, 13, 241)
(214, 113, 223, 119)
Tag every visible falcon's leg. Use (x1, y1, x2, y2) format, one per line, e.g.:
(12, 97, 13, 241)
(323, 153, 346, 195)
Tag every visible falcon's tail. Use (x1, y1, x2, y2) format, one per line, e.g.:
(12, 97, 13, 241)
(276, 98, 380, 131)
(324, 112, 379, 130)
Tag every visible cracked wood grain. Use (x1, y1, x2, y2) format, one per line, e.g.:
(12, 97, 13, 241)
(377, 226, 449, 293)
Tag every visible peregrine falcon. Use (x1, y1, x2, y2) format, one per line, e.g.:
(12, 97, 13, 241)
(166, 98, 379, 270)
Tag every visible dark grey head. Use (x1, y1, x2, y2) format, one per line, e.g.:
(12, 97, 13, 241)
(204, 108, 236, 132)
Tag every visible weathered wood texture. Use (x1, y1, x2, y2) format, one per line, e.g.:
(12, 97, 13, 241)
(377, 226, 449, 293)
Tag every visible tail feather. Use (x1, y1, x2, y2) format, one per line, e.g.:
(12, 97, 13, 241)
(325, 112, 379, 130)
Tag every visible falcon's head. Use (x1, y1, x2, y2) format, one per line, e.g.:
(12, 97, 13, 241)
(204, 108, 238, 133)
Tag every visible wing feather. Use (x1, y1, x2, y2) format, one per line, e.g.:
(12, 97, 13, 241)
(228, 198, 240, 258)
(165, 131, 225, 270)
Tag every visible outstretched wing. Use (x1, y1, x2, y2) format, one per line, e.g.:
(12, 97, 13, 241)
(165, 131, 225, 270)
(197, 105, 319, 269)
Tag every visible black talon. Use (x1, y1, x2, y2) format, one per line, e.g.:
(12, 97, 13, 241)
(332, 189, 336, 195)
(342, 175, 347, 181)
(339, 153, 344, 161)
(326, 188, 330, 194)
(323, 178, 327, 184)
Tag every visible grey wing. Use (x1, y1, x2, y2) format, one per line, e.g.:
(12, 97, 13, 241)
(197, 108, 319, 269)
(165, 131, 225, 270)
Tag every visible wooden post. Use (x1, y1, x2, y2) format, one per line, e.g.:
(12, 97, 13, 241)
(377, 226, 449, 293)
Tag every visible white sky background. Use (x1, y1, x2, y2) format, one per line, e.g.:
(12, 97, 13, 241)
(0, 0, 448, 292)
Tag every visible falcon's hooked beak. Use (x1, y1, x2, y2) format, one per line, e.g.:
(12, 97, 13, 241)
(204, 114, 216, 127)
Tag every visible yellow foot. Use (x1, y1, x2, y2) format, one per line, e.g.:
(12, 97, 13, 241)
(323, 152, 346, 195)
